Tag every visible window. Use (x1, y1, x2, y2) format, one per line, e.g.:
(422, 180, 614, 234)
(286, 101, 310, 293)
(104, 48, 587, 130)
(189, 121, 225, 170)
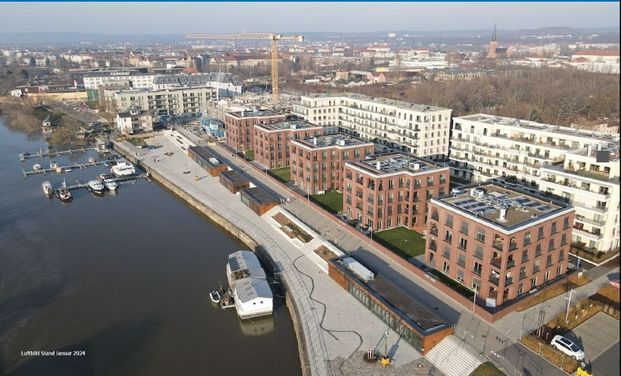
(535, 244, 542, 257)
(445, 215, 453, 228)
(458, 253, 466, 267)
(442, 260, 450, 273)
(523, 232, 531, 246)
(509, 237, 518, 251)
(521, 249, 528, 262)
(548, 239, 556, 251)
(563, 217, 570, 230)
(443, 246, 451, 259)
(459, 238, 468, 250)
(475, 229, 486, 243)
(473, 261, 482, 276)
(472, 279, 481, 291)
(551, 222, 558, 234)
(457, 269, 464, 283)
(460, 221, 469, 235)
(444, 230, 453, 244)
(561, 233, 568, 246)
(474, 245, 484, 259)
(537, 227, 545, 240)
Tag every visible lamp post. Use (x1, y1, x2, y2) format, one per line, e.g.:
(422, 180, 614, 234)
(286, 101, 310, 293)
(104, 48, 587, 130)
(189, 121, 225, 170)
(565, 289, 575, 323)
(472, 286, 478, 312)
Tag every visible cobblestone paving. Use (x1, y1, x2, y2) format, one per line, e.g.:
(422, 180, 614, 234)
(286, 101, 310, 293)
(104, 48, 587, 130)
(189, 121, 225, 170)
(329, 352, 443, 376)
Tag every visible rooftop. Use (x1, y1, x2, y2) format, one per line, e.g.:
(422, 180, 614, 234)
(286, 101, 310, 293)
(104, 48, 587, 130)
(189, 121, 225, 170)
(348, 153, 444, 176)
(220, 170, 249, 185)
(189, 146, 223, 167)
(293, 133, 372, 149)
(331, 257, 447, 334)
(227, 109, 283, 119)
(227, 251, 272, 303)
(437, 183, 571, 230)
(455, 113, 619, 142)
(255, 120, 322, 132)
(301, 92, 450, 113)
(240, 187, 278, 205)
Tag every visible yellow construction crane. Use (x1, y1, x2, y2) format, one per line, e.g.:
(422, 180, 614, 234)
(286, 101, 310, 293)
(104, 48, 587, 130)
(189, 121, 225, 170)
(185, 33, 304, 106)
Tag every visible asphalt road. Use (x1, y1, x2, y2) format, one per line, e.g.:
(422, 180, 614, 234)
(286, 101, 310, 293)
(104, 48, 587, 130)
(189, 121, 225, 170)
(591, 341, 620, 376)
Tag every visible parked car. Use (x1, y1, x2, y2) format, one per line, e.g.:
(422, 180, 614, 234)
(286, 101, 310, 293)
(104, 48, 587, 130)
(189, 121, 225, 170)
(550, 335, 585, 360)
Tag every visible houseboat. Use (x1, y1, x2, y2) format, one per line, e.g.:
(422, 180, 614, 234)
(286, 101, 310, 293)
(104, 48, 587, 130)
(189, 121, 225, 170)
(226, 250, 273, 320)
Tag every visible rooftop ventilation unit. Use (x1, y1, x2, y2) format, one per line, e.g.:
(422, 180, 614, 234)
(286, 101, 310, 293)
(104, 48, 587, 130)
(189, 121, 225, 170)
(470, 188, 485, 199)
(336, 139, 346, 146)
(409, 162, 420, 171)
(498, 206, 508, 222)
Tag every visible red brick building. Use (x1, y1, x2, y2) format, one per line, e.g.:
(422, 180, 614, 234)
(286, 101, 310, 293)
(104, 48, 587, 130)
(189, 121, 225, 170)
(224, 110, 286, 153)
(290, 134, 374, 195)
(253, 120, 323, 169)
(343, 153, 450, 232)
(425, 183, 574, 307)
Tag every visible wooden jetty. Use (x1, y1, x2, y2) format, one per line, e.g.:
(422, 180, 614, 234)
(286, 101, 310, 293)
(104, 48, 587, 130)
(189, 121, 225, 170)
(23, 160, 107, 177)
(63, 174, 150, 191)
(19, 147, 98, 161)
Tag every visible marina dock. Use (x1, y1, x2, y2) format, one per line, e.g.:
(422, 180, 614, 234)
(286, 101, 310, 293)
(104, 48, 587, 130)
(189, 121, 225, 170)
(23, 161, 108, 177)
(19, 147, 99, 161)
(63, 174, 150, 191)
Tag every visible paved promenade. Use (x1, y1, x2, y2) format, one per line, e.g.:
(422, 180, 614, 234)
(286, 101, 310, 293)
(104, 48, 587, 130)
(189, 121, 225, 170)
(174, 128, 620, 376)
(116, 133, 427, 376)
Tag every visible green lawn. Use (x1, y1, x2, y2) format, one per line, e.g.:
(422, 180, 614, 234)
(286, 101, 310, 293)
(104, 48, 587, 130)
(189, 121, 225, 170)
(268, 167, 291, 183)
(311, 191, 343, 214)
(374, 227, 426, 259)
(243, 149, 254, 161)
(470, 362, 505, 376)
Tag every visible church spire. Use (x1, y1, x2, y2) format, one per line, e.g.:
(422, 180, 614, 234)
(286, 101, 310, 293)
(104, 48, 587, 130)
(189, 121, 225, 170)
(491, 23, 497, 42)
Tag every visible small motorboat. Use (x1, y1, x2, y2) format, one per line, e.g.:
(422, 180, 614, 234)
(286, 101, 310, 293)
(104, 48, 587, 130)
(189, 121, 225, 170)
(104, 180, 118, 191)
(87, 179, 105, 195)
(209, 291, 222, 304)
(41, 181, 53, 196)
(62, 168, 72, 173)
(88, 157, 96, 163)
(33, 163, 42, 171)
(58, 187, 72, 202)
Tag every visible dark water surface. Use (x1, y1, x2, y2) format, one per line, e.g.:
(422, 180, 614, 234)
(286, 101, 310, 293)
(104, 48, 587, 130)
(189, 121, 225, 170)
(0, 119, 300, 376)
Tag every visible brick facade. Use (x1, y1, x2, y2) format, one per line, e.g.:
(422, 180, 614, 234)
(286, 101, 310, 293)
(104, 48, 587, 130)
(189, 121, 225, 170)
(253, 122, 323, 169)
(224, 110, 286, 153)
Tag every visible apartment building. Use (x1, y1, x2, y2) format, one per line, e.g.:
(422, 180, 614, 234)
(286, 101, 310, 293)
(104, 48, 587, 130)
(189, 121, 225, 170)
(292, 93, 451, 160)
(111, 86, 216, 117)
(290, 134, 375, 195)
(224, 110, 286, 153)
(253, 120, 323, 169)
(426, 183, 574, 307)
(115, 107, 153, 135)
(342, 153, 450, 232)
(83, 70, 158, 90)
(450, 114, 620, 252)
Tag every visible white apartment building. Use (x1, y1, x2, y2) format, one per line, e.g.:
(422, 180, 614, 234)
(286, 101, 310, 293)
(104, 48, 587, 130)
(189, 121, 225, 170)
(116, 107, 153, 135)
(111, 86, 216, 117)
(450, 114, 620, 252)
(293, 93, 452, 160)
(83, 71, 158, 90)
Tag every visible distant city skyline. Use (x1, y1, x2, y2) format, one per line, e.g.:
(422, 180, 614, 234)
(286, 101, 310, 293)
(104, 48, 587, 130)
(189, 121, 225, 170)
(0, 2, 618, 34)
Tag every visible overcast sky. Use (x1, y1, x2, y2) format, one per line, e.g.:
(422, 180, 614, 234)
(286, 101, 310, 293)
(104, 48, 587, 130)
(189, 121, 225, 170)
(0, 2, 618, 34)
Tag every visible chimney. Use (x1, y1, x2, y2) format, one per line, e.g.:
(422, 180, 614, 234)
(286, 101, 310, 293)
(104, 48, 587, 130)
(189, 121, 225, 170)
(376, 161, 381, 170)
(313, 137, 317, 146)
(498, 207, 507, 222)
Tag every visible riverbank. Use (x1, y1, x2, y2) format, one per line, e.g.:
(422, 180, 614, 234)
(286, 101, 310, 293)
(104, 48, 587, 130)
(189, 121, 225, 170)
(112, 139, 326, 376)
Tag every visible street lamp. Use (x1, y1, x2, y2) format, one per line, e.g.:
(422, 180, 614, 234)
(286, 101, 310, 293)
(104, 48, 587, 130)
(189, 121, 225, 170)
(565, 289, 575, 323)
(369, 226, 373, 243)
(472, 286, 478, 312)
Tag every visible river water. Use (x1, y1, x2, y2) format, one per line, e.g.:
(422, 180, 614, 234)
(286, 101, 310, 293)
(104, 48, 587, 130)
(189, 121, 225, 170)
(0, 119, 300, 376)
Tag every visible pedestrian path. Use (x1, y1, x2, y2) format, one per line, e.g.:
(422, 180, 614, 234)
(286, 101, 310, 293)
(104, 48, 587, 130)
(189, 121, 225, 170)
(425, 335, 482, 376)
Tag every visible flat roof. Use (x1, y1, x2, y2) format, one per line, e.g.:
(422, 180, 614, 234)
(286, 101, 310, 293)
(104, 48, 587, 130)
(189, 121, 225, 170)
(240, 187, 278, 205)
(255, 120, 322, 132)
(455, 113, 619, 142)
(437, 183, 571, 229)
(189, 146, 222, 167)
(294, 133, 372, 149)
(220, 170, 249, 185)
(331, 257, 447, 334)
(227, 109, 283, 119)
(348, 153, 444, 176)
(301, 92, 450, 113)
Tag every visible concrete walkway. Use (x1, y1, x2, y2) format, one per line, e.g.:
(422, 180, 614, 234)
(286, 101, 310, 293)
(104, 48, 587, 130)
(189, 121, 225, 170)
(118, 134, 428, 375)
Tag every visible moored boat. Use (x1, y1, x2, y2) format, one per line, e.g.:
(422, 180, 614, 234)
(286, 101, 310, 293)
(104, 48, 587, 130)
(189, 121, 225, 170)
(87, 179, 105, 195)
(57, 187, 72, 202)
(111, 161, 136, 177)
(226, 250, 273, 320)
(33, 163, 42, 171)
(209, 291, 222, 304)
(41, 181, 53, 196)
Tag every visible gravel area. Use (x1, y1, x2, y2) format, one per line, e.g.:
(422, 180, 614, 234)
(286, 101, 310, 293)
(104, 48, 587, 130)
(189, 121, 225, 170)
(329, 351, 444, 376)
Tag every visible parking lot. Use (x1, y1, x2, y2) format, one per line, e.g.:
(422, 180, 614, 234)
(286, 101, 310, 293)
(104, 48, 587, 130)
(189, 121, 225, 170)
(565, 312, 619, 371)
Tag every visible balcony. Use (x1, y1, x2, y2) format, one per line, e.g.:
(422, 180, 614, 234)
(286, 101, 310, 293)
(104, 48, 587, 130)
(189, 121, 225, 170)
(491, 257, 503, 269)
(505, 277, 514, 286)
(489, 275, 500, 286)
(492, 242, 504, 252)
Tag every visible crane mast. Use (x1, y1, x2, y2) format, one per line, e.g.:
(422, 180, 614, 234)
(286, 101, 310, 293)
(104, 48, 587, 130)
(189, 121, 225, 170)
(185, 32, 304, 107)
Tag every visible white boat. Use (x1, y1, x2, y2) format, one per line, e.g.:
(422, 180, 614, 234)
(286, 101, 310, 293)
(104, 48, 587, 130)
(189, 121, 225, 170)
(209, 291, 222, 304)
(226, 250, 273, 320)
(104, 180, 118, 191)
(111, 161, 136, 177)
(33, 163, 42, 171)
(41, 181, 53, 196)
(88, 157, 96, 163)
(87, 179, 105, 195)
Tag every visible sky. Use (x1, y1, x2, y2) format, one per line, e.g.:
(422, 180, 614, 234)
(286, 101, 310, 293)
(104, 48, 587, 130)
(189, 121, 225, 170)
(0, 2, 618, 34)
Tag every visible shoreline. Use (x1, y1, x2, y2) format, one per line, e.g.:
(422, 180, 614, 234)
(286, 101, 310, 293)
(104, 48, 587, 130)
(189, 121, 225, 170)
(112, 140, 316, 376)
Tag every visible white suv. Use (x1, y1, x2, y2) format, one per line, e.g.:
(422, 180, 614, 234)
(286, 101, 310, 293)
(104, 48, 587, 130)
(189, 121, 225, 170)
(550, 335, 585, 361)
